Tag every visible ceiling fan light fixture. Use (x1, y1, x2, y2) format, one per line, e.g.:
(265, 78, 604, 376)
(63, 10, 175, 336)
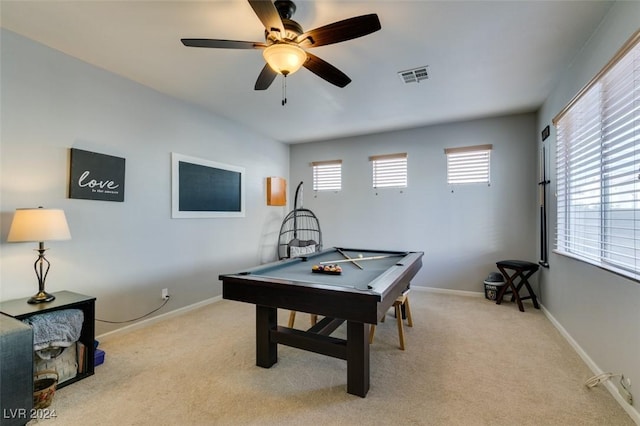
(263, 43, 307, 76)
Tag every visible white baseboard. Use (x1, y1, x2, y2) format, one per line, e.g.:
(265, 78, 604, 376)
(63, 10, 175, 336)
(413, 285, 484, 298)
(96, 295, 222, 342)
(96, 287, 479, 342)
(541, 304, 639, 424)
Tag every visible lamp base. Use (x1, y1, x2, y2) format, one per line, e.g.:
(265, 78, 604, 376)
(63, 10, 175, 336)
(28, 291, 56, 304)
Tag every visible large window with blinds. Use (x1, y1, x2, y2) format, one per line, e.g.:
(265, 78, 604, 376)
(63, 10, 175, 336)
(311, 160, 342, 191)
(370, 153, 408, 188)
(445, 144, 492, 184)
(553, 30, 639, 281)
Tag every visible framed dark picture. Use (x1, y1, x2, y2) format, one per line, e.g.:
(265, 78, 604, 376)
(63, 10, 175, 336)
(541, 125, 550, 141)
(171, 153, 245, 218)
(69, 148, 125, 202)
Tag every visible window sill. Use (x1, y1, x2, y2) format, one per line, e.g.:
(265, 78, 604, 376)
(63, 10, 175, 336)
(552, 249, 640, 284)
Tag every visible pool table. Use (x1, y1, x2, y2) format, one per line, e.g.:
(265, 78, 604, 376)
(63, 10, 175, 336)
(219, 247, 424, 397)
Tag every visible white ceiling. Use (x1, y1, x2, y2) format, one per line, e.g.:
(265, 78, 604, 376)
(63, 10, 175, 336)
(0, 0, 613, 144)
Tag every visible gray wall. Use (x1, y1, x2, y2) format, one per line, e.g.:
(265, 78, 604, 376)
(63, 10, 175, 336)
(537, 1, 640, 413)
(290, 112, 538, 292)
(0, 30, 290, 335)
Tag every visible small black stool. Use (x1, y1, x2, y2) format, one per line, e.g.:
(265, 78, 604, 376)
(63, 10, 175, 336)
(495, 260, 540, 312)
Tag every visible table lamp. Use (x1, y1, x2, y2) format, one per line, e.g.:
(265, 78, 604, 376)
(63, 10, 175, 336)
(7, 207, 71, 304)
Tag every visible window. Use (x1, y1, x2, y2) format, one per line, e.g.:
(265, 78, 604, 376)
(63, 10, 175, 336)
(445, 144, 492, 185)
(311, 160, 342, 191)
(370, 153, 407, 188)
(553, 30, 640, 281)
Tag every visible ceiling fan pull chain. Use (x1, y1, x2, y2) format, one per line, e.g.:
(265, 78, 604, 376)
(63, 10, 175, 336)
(282, 75, 288, 106)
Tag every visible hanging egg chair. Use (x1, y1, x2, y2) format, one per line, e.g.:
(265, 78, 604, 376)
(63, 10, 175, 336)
(277, 181, 322, 260)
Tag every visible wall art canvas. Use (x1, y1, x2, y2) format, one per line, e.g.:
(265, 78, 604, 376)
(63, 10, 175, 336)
(171, 153, 245, 218)
(69, 148, 125, 202)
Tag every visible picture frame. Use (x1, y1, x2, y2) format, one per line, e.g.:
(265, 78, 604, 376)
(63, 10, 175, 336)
(69, 148, 126, 202)
(171, 153, 245, 219)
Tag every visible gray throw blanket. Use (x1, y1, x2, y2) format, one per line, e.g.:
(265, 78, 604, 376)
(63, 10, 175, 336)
(22, 309, 84, 351)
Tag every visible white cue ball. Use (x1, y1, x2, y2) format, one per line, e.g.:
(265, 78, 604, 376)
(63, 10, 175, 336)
(358, 254, 363, 258)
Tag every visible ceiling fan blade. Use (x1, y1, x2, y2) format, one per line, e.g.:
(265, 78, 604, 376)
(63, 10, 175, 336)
(296, 14, 381, 48)
(303, 53, 351, 88)
(248, 0, 285, 35)
(181, 39, 266, 49)
(255, 63, 278, 90)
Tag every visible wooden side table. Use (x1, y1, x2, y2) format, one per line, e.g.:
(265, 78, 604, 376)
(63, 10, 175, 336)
(0, 291, 96, 388)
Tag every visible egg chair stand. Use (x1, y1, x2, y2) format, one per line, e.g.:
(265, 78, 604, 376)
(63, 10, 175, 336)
(277, 181, 322, 327)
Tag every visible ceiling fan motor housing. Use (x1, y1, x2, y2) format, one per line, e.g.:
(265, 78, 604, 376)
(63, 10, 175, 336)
(274, 0, 296, 20)
(263, 0, 303, 44)
(265, 19, 303, 44)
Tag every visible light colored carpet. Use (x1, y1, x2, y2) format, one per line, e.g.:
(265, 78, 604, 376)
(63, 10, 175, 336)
(30, 291, 633, 425)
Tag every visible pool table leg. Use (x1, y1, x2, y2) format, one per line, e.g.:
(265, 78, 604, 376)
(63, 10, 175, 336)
(256, 305, 277, 368)
(346, 321, 370, 397)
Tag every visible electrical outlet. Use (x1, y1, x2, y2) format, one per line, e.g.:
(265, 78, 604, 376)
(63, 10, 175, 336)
(619, 376, 633, 405)
(619, 387, 633, 405)
(162, 288, 169, 300)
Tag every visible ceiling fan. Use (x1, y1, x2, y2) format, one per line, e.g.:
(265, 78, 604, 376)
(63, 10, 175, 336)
(181, 0, 381, 91)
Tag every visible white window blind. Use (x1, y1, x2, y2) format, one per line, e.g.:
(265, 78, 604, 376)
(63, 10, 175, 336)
(370, 153, 407, 188)
(554, 30, 640, 281)
(311, 160, 342, 191)
(445, 144, 492, 184)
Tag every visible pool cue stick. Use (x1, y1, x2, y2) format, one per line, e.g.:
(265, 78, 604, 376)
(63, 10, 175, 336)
(337, 249, 364, 270)
(319, 254, 401, 265)
(538, 145, 544, 264)
(538, 144, 550, 267)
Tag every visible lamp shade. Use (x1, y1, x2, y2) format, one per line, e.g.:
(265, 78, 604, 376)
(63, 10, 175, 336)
(7, 208, 71, 242)
(263, 43, 307, 76)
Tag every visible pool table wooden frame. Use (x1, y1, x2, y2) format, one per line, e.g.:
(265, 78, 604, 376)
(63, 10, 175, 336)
(219, 247, 424, 397)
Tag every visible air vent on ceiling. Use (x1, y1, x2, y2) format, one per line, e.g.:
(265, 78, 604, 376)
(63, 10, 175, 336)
(398, 66, 429, 84)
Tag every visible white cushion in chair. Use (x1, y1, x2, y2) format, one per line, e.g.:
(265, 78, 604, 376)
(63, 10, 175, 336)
(289, 244, 316, 258)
